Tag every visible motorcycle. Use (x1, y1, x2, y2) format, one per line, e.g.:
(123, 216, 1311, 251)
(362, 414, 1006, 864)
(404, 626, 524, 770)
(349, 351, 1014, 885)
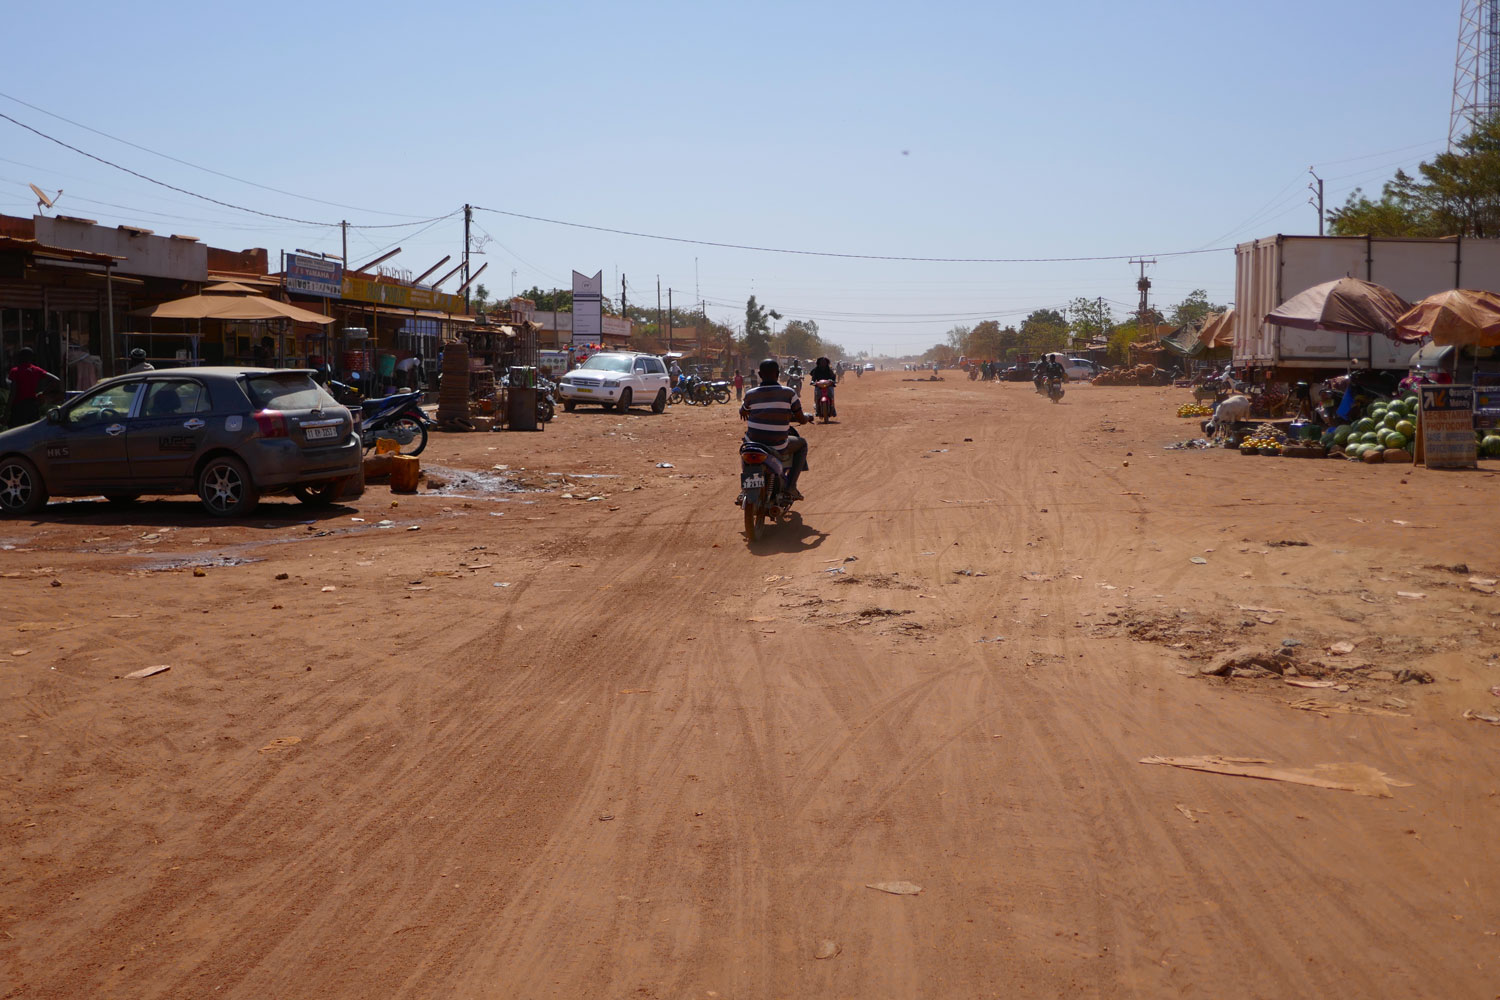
(786, 372, 804, 396)
(358, 389, 431, 455)
(738, 432, 802, 543)
(709, 379, 732, 404)
(1047, 375, 1065, 403)
(812, 379, 835, 422)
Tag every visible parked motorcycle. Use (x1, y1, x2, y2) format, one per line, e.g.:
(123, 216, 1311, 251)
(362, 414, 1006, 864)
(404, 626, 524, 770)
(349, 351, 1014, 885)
(358, 389, 431, 455)
(709, 379, 732, 404)
(738, 433, 802, 543)
(813, 379, 835, 422)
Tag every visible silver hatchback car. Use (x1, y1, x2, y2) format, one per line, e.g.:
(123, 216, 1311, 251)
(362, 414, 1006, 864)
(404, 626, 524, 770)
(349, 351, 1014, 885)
(0, 367, 363, 517)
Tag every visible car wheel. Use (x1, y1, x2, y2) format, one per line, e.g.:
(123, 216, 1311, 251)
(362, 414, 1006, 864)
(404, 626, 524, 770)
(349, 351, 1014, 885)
(615, 388, 632, 413)
(562, 399, 576, 413)
(197, 455, 258, 517)
(651, 389, 667, 413)
(0, 455, 47, 515)
(292, 481, 340, 507)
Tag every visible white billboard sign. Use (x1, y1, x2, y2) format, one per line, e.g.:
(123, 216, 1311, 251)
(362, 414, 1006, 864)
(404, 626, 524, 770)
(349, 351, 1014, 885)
(571, 269, 602, 348)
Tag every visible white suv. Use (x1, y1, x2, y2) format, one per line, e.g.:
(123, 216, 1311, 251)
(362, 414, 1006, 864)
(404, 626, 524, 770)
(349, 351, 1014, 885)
(1062, 358, 1103, 380)
(557, 352, 672, 413)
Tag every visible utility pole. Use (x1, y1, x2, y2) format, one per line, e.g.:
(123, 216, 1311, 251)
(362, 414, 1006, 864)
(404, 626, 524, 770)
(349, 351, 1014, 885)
(462, 204, 472, 310)
(621, 273, 627, 319)
(1128, 258, 1155, 337)
(657, 277, 662, 349)
(1308, 167, 1325, 237)
(668, 288, 674, 353)
(340, 221, 348, 270)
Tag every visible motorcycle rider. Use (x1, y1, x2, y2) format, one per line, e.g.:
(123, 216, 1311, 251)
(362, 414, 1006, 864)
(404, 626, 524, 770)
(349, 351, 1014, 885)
(808, 355, 837, 417)
(740, 358, 812, 501)
(1035, 353, 1065, 392)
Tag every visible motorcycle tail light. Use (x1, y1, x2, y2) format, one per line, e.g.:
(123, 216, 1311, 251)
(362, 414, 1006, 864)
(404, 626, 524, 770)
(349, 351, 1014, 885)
(252, 410, 289, 438)
(742, 452, 766, 465)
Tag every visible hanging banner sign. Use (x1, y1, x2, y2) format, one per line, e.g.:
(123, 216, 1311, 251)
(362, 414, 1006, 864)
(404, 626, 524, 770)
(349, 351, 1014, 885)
(572, 269, 603, 349)
(1415, 384, 1477, 468)
(286, 254, 343, 297)
(341, 274, 465, 314)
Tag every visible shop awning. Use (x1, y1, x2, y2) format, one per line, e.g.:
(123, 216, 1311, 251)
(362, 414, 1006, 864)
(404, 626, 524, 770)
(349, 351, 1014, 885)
(132, 292, 336, 324)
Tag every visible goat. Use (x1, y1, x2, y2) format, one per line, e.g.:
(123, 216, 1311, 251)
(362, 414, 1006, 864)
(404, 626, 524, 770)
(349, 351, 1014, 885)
(1203, 394, 1251, 442)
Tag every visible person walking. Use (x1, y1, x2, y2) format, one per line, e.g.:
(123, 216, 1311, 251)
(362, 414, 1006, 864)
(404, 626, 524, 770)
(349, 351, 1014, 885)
(733, 369, 744, 400)
(5, 347, 59, 427)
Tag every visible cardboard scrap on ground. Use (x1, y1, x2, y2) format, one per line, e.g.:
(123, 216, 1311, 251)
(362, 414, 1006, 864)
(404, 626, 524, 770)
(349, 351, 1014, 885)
(123, 664, 170, 680)
(865, 881, 923, 896)
(1139, 754, 1410, 798)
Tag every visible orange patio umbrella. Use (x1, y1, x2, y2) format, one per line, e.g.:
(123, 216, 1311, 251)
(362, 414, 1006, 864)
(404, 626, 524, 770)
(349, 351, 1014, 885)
(1393, 288, 1500, 346)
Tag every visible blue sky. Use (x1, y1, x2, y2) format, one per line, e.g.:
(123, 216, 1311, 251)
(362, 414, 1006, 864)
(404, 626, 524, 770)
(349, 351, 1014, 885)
(0, 0, 1458, 354)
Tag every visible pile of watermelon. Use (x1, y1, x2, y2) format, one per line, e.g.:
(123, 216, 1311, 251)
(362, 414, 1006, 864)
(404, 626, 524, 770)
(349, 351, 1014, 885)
(1322, 395, 1419, 463)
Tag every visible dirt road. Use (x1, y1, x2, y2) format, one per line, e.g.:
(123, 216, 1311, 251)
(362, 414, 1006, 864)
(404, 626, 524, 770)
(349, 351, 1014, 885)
(5, 372, 1500, 998)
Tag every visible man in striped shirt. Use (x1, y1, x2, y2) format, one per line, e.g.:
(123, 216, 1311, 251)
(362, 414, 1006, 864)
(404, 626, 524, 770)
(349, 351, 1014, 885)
(740, 358, 811, 500)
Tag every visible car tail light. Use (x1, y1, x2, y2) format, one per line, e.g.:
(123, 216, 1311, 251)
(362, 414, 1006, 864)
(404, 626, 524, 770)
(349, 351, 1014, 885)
(252, 410, 289, 437)
(742, 452, 766, 465)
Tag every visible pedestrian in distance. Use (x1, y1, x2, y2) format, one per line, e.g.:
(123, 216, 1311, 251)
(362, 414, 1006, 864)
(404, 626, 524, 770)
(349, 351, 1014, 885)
(733, 369, 744, 400)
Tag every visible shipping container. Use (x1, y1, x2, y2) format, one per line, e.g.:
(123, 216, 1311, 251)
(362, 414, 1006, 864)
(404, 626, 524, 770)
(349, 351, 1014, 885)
(1233, 235, 1500, 377)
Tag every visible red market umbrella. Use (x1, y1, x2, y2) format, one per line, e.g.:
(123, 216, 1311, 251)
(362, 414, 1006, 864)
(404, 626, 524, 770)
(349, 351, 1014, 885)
(1393, 288, 1500, 346)
(1264, 277, 1411, 337)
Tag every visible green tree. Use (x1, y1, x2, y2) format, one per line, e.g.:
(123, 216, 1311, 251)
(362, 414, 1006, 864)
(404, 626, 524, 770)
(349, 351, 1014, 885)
(967, 320, 1007, 359)
(742, 295, 776, 359)
(921, 343, 958, 363)
(1021, 308, 1068, 355)
(1168, 289, 1225, 328)
(1067, 297, 1114, 345)
(1106, 320, 1144, 365)
(775, 319, 821, 359)
(471, 283, 491, 313)
(945, 324, 973, 355)
(518, 285, 572, 311)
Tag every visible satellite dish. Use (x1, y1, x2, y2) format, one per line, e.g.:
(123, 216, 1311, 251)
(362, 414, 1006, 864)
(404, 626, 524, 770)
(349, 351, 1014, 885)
(29, 183, 61, 214)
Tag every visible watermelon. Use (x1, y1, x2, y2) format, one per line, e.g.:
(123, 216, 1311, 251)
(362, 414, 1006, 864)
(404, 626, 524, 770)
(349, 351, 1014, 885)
(1405, 395, 1420, 409)
(1386, 431, 1407, 450)
(1484, 435, 1500, 457)
(1381, 413, 1402, 430)
(1355, 417, 1376, 433)
(1334, 425, 1353, 444)
(1360, 431, 1380, 444)
(1396, 419, 1415, 438)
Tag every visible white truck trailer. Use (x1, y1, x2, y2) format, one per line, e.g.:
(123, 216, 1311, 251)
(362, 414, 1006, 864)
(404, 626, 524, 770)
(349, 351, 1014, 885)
(1233, 235, 1500, 378)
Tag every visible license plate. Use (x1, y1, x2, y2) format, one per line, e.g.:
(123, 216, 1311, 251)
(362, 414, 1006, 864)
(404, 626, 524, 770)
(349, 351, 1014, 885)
(576, 387, 592, 393)
(742, 474, 765, 489)
(305, 425, 339, 440)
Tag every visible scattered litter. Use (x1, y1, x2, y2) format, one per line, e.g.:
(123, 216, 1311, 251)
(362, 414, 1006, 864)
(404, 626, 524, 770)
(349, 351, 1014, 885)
(407, 525, 421, 532)
(1237, 605, 1287, 614)
(1284, 678, 1337, 689)
(814, 940, 841, 960)
(350, 517, 365, 522)
(1139, 755, 1410, 797)
(120, 664, 170, 680)
(258, 737, 301, 754)
(1174, 804, 1199, 823)
(953, 569, 987, 577)
(108, 614, 139, 619)
(321, 586, 337, 593)
(10, 648, 30, 657)
(1164, 438, 1211, 450)
(1396, 591, 1427, 600)
(1189, 557, 1208, 565)
(656, 463, 674, 468)
(1328, 641, 1356, 655)
(746, 616, 775, 623)
(493, 582, 511, 588)
(1020, 571, 1050, 583)
(275, 572, 290, 581)
(377, 519, 394, 527)
(1289, 699, 1409, 718)
(1470, 576, 1498, 594)
(844, 555, 858, 563)
(826, 566, 846, 575)
(764, 575, 789, 583)
(865, 881, 923, 896)
(598, 813, 615, 822)
(1281, 638, 1302, 647)
(1462, 709, 1500, 726)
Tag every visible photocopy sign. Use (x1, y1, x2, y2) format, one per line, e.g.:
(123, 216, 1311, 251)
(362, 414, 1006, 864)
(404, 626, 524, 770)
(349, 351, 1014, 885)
(571, 270, 603, 348)
(1416, 384, 1476, 469)
(286, 254, 343, 297)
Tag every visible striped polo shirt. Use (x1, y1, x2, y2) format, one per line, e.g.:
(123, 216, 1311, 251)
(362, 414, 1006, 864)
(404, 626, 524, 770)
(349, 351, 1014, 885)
(743, 382, 801, 450)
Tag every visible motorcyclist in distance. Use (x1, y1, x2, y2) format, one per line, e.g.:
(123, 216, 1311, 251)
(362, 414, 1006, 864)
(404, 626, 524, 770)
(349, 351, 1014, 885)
(809, 355, 837, 417)
(741, 358, 812, 500)
(1035, 353, 1065, 391)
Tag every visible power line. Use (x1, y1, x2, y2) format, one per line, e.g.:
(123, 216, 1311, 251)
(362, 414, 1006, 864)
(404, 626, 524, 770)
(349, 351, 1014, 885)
(0, 110, 459, 231)
(474, 205, 1232, 263)
(0, 90, 433, 219)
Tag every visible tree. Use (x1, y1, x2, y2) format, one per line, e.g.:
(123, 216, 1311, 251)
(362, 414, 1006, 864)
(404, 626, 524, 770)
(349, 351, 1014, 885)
(967, 320, 1007, 360)
(518, 285, 572, 311)
(1020, 308, 1068, 355)
(471, 283, 491, 313)
(1168, 289, 1225, 328)
(776, 319, 821, 359)
(921, 343, 958, 363)
(945, 324, 973, 355)
(1106, 320, 1144, 365)
(1067, 297, 1114, 346)
(742, 295, 775, 359)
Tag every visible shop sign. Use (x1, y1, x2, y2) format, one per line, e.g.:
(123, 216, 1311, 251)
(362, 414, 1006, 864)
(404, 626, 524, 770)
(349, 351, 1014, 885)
(572, 269, 602, 348)
(1475, 387, 1500, 431)
(1416, 384, 1477, 468)
(286, 254, 343, 297)
(341, 274, 465, 314)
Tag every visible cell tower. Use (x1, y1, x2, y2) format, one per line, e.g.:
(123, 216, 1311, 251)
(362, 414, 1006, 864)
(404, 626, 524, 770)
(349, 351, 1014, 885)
(1451, 0, 1500, 146)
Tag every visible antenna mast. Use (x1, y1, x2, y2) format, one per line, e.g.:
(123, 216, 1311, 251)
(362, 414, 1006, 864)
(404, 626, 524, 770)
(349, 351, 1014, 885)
(1451, 0, 1500, 146)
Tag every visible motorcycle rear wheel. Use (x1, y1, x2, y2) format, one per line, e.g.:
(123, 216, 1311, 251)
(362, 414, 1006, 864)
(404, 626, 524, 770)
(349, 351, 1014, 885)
(743, 502, 758, 542)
